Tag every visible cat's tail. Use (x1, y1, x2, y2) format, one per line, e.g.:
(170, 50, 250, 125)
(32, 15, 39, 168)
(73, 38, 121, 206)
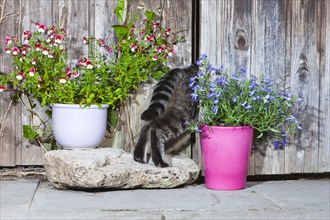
(141, 70, 177, 121)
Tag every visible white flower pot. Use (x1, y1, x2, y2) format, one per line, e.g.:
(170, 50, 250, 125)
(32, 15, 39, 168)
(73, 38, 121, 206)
(51, 104, 109, 149)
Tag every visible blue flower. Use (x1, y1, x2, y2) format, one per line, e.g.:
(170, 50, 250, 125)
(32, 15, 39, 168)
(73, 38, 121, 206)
(262, 86, 271, 93)
(250, 80, 257, 89)
(197, 71, 205, 77)
(191, 92, 199, 102)
(274, 141, 280, 149)
(241, 102, 252, 110)
(200, 54, 207, 59)
(212, 105, 218, 114)
(196, 59, 201, 66)
(239, 68, 246, 74)
(252, 95, 261, 101)
(189, 77, 196, 88)
(264, 94, 270, 103)
(282, 136, 287, 146)
(207, 65, 215, 71)
(232, 97, 237, 103)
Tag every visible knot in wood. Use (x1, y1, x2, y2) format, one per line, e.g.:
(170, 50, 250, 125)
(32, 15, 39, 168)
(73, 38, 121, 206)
(297, 53, 309, 83)
(235, 29, 249, 50)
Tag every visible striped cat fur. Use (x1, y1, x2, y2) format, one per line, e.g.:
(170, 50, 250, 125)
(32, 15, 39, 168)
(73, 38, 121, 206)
(134, 64, 198, 167)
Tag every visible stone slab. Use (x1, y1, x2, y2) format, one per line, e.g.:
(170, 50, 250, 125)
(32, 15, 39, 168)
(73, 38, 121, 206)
(0, 179, 39, 210)
(44, 148, 200, 189)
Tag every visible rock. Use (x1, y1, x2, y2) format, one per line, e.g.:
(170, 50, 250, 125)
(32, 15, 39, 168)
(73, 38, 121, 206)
(44, 148, 200, 190)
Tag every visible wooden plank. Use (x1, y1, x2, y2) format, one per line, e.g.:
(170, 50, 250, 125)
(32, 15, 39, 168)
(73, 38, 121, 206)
(63, 0, 90, 63)
(318, 0, 330, 172)
(0, 0, 21, 167)
(199, 0, 217, 65)
(285, 0, 321, 173)
(18, 0, 56, 165)
(94, 0, 117, 44)
(0, 92, 16, 167)
(251, 0, 287, 175)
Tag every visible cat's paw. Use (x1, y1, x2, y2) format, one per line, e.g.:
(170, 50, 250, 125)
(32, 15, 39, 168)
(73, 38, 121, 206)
(133, 150, 145, 164)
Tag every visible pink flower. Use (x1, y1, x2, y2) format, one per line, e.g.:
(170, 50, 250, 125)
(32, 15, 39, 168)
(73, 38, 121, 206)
(28, 68, 36, 76)
(23, 31, 31, 38)
(21, 46, 29, 55)
(5, 36, 12, 45)
(82, 36, 88, 44)
(37, 82, 42, 88)
(86, 61, 93, 69)
(65, 68, 71, 78)
(165, 28, 171, 35)
(139, 46, 145, 53)
(78, 58, 87, 66)
(59, 78, 66, 83)
(38, 76, 42, 81)
(106, 46, 112, 53)
(47, 26, 56, 35)
(152, 22, 160, 30)
(35, 43, 42, 51)
(19, 56, 25, 62)
(12, 47, 20, 56)
(31, 59, 37, 65)
(139, 29, 146, 38)
(42, 48, 49, 55)
(54, 35, 62, 44)
(0, 86, 5, 92)
(155, 46, 163, 53)
(23, 31, 32, 43)
(73, 71, 79, 78)
(146, 35, 155, 42)
(129, 42, 138, 52)
(36, 23, 46, 33)
(5, 48, 11, 54)
(167, 48, 174, 57)
(60, 28, 67, 37)
(141, 19, 147, 25)
(16, 72, 24, 80)
(48, 53, 54, 58)
(98, 38, 106, 47)
(152, 56, 158, 61)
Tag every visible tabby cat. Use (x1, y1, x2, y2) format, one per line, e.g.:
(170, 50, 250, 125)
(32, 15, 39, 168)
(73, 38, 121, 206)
(133, 64, 198, 167)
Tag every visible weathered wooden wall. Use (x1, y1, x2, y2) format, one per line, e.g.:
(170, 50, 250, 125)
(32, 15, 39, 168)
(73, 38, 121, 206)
(1, 0, 329, 175)
(200, 0, 330, 175)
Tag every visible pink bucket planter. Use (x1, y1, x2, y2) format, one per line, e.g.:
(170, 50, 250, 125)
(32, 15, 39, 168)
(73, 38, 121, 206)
(200, 125, 254, 190)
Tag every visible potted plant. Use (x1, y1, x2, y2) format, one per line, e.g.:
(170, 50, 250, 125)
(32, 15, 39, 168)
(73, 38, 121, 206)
(1, 24, 114, 149)
(188, 54, 302, 190)
(0, 9, 180, 150)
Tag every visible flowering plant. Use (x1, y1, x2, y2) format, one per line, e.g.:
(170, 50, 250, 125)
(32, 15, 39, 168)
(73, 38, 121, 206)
(0, 23, 116, 107)
(111, 10, 177, 81)
(189, 54, 302, 149)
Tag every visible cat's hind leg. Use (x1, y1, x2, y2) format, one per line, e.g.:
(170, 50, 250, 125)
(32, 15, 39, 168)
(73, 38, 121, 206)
(150, 128, 169, 167)
(134, 124, 150, 163)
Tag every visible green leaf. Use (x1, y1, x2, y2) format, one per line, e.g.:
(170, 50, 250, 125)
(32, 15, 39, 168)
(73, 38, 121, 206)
(108, 110, 118, 128)
(23, 125, 38, 139)
(145, 10, 155, 21)
(112, 25, 129, 39)
(114, 0, 125, 22)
